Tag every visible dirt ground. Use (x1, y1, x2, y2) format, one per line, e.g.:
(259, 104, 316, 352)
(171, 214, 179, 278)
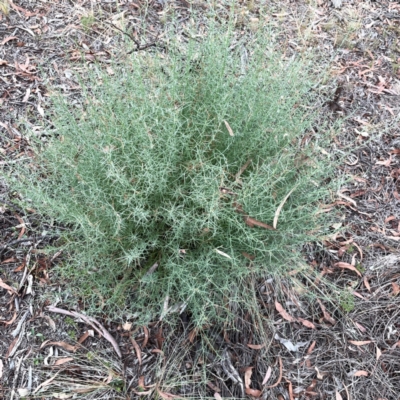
(1, 0, 400, 399)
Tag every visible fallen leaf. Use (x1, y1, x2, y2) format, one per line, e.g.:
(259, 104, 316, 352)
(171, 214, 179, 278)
(78, 330, 93, 344)
(142, 326, 149, 348)
(1, 36, 17, 45)
(391, 282, 400, 296)
(307, 341, 316, 355)
(215, 248, 232, 259)
(223, 120, 234, 136)
(334, 262, 362, 277)
(207, 381, 220, 392)
(376, 155, 392, 167)
(247, 343, 265, 350)
(315, 366, 326, 380)
(157, 389, 183, 399)
(37, 103, 45, 117)
(0, 278, 18, 295)
(130, 336, 142, 365)
(53, 357, 74, 366)
(214, 394, 223, 400)
(41, 341, 77, 352)
(266, 356, 283, 388)
(317, 299, 336, 325)
(6, 337, 19, 358)
(306, 379, 317, 393)
(348, 340, 372, 346)
(123, 322, 132, 331)
(273, 186, 297, 229)
(363, 276, 371, 292)
(242, 252, 255, 261)
(354, 322, 367, 333)
(262, 366, 272, 385)
(336, 391, 343, 400)
(0, 312, 17, 325)
(274, 334, 308, 352)
(286, 378, 294, 400)
(353, 370, 369, 377)
(298, 318, 316, 329)
(244, 367, 262, 398)
(244, 216, 275, 230)
(275, 301, 296, 322)
(376, 346, 382, 360)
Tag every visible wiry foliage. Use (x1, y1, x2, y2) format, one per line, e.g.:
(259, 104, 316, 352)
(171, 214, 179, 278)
(10, 25, 334, 324)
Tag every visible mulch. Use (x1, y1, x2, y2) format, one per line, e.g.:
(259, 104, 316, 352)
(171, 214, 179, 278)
(1, 0, 400, 399)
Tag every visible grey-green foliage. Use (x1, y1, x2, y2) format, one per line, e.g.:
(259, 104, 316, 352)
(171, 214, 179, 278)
(10, 25, 333, 324)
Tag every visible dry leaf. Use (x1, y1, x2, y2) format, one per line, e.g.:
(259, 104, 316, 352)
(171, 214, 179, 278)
(354, 322, 367, 333)
(262, 366, 272, 385)
(244, 216, 275, 230)
(376, 346, 382, 360)
(122, 322, 132, 331)
(274, 333, 308, 352)
(334, 262, 362, 277)
(78, 330, 93, 344)
(142, 326, 149, 348)
(207, 381, 220, 392)
(37, 103, 45, 117)
(307, 341, 316, 355)
(266, 357, 283, 388)
(363, 276, 371, 292)
(130, 336, 142, 365)
(214, 394, 223, 400)
(336, 391, 343, 400)
(215, 248, 232, 259)
(317, 299, 336, 325)
(273, 186, 297, 229)
(376, 155, 392, 167)
(286, 379, 294, 400)
(223, 120, 234, 137)
(298, 318, 316, 329)
(247, 343, 265, 350)
(353, 370, 369, 377)
(157, 389, 183, 399)
(275, 301, 296, 322)
(6, 337, 18, 358)
(0, 312, 17, 325)
(1, 36, 17, 45)
(41, 341, 77, 352)
(391, 282, 400, 296)
(244, 367, 262, 398)
(53, 357, 74, 366)
(0, 278, 18, 294)
(348, 340, 372, 346)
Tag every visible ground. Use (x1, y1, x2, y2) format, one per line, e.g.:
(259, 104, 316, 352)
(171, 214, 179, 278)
(1, 0, 400, 399)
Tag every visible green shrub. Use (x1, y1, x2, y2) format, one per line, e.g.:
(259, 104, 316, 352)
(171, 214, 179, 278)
(9, 25, 333, 324)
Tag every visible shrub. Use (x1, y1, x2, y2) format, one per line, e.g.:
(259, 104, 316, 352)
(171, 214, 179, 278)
(9, 25, 333, 324)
